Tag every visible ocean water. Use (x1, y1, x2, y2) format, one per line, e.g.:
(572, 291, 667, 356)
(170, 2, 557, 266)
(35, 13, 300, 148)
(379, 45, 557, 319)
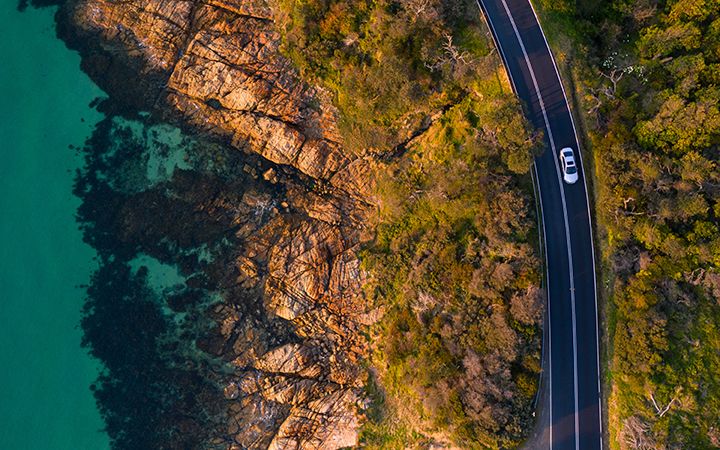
(0, 4, 109, 449)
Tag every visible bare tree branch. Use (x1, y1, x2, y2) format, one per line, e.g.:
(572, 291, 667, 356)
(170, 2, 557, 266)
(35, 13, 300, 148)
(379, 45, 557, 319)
(424, 33, 474, 73)
(650, 392, 677, 417)
(622, 416, 657, 450)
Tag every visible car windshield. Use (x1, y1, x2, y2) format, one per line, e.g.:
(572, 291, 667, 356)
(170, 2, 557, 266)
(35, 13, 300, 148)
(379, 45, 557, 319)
(567, 166, 577, 174)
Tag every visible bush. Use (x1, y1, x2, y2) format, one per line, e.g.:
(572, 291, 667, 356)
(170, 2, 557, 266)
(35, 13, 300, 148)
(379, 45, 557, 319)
(362, 92, 541, 447)
(275, 0, 543, 444)
(554, 0, 720, 447)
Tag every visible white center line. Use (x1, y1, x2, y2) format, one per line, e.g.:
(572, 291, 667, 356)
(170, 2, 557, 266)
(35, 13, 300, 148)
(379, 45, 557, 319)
(493, 1, 580, 449)
(524, 1, 604, 447)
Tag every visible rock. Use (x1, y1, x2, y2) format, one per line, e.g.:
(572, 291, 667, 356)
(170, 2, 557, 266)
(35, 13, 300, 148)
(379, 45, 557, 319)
(224, 382, 240, 400)
(59, 0, 373, 200)
(58, 0, 376, 448)
(262, 167, 277, 183)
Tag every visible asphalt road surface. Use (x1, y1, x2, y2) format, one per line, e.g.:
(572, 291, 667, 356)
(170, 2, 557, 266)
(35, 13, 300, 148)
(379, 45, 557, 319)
(475, 0, 603, 448)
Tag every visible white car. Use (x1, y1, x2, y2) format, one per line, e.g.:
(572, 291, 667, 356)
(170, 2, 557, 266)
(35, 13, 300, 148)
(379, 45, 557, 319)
(559, 147, 579, 184)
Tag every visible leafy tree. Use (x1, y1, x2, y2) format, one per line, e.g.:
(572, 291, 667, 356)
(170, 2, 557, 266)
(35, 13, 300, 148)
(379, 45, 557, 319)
(558, 0, 720, 446)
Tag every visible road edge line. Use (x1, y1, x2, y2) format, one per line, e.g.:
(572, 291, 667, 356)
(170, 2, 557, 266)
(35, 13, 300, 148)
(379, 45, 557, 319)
(475, 3, 553, 447)
(494, 0, 580, 448)
(524, 2, 604, 448)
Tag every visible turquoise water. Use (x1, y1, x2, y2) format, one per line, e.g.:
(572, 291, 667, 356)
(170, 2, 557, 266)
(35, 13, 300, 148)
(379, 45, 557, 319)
(0, 4, 109, 449)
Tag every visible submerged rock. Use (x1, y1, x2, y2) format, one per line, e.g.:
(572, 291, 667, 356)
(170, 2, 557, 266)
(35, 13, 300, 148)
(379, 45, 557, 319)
(59, 0, 374, 198)
(58, 0, 377, 448)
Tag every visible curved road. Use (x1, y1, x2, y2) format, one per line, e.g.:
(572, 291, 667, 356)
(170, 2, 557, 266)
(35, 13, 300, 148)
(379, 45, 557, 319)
(474, 0, 603, 449)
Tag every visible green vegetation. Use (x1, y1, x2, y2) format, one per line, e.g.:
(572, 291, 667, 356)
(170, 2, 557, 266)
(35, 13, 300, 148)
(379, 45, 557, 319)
(276, 0, 496, 154)
(533, 0, 720, 448)
(361, 90, 542, 448)
(275, 0, 543, 446)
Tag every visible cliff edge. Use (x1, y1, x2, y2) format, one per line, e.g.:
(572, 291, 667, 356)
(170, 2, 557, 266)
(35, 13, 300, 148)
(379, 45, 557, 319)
(58, 0, 377, 448)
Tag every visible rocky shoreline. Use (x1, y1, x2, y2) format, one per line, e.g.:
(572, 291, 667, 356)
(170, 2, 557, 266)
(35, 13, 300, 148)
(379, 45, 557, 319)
(54, 0, 379, 447)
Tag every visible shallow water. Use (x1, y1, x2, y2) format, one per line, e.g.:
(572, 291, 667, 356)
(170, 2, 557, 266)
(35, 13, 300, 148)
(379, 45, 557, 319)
(0, 4, 109, 449)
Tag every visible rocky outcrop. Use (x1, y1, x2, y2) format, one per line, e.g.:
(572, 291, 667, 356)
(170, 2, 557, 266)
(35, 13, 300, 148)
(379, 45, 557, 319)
(57, 0, 378, 448)
(59, 0, 374, 199)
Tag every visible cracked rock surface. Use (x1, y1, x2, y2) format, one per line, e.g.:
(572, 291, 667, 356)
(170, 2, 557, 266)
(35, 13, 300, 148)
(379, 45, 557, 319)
(57, 0, 378, 448)
(60, 0, 373, 197)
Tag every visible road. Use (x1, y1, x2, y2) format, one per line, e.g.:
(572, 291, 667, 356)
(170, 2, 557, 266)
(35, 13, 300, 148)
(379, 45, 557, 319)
(474, 0, 603, 449)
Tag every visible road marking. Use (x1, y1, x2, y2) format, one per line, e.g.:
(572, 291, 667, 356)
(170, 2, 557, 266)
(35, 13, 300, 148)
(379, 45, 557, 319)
(534, 164, 552, 449)
(474, 4, 553, 447)
(493, 0, 580, 448)
(524, 2, 604, 447)
(475, 2, 556, 447)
